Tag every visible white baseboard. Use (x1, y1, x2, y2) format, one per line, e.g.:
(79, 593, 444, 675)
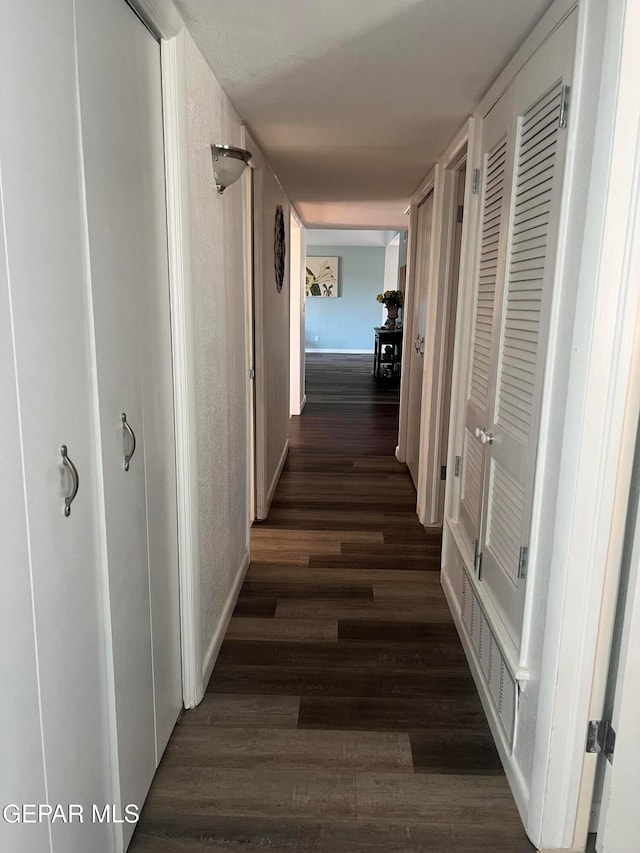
(290, 394, 307, 417)
(201, 549, 250, 689)
(257, 437, 289, 520)
(538, 848, 586, 853)
(305, 348, 374, 354)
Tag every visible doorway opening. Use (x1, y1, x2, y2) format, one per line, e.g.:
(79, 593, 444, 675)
(289, 227, 407, 457)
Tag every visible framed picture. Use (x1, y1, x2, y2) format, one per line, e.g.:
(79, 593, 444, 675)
(306, 256, 338, 297)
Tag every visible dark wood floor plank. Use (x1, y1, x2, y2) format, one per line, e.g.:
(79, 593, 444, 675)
(143, 766, 357, 821)
(297, 695, 489, 732)
(337, 620, 461, 643)
(307, 553, 441, 570)
(231, 595, 278, 617)
(226, 617, 338, 643)
(240, 581, 374, 599)
(355, 772, 523, 827)
(275, 597, 452, 621)
(215, 638, 468, 672)
(129, 816, 322, 853)
(246, 564, 442, 586)
(180, 693, 300, 728)
(207, 665, 478, 699)
(408, 729, 504, 775)
(162, 726, 414, 772)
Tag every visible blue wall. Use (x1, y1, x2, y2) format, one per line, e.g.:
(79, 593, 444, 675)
(305, 245, 386, 351)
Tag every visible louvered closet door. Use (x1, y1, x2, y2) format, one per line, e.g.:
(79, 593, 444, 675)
(459, 92, 514, 554)
(479, 16, 576, 643)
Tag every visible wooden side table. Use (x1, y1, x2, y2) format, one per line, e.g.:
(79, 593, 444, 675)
(373, 327, 403, 381)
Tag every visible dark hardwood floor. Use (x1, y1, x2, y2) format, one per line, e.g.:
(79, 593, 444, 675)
(130, 353, 534, 852)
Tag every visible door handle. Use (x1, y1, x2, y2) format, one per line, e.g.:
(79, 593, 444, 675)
(121, 412, 137, 472)
(419, 336, 425, 357)
(480, 431, 495, 445)
(414, 334, 420, 352)
(60, 445, 79, 517)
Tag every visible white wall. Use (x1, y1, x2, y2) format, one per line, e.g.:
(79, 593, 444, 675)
(305, 245, 387, 351)
(183, 33, 250, 679)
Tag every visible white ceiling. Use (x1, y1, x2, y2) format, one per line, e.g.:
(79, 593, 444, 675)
(175, 0, 553, 228)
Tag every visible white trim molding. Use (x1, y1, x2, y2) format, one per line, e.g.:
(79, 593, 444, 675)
(306, 348, 374, 354)
(160, 30, 203, 708)
(201, 550, 250, 687)
(261, 438, 289, 520)
(127, 0, 183, 38)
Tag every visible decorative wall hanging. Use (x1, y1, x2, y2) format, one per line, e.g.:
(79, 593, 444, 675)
(305, 257, 338, 297)
(274, 205, 286, 293)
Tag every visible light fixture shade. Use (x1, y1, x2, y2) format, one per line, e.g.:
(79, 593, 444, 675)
(211, 144, 252, 193)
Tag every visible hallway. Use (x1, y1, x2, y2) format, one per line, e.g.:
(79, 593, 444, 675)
(130, 354, 534, 852)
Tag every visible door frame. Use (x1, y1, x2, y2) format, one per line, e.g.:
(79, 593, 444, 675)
(242, 127, 257, 524)
(159, 28, 202, 708)
(415, 126, 470, 526)
(397, 170, 434, 464)
(289, 207, 306, 416)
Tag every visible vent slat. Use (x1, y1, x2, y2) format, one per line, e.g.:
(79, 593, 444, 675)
(487, 460, 525, 585)
(469, 136, 507, 409)
(462, 428, 483, 521)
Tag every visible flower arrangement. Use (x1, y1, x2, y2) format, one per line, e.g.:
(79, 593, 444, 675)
(376, 290, 403, 308)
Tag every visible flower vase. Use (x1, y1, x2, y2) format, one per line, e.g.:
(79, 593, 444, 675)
(385, 305, 399, 329)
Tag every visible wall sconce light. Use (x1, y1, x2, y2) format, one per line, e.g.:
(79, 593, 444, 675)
(210, 144, 252, 194)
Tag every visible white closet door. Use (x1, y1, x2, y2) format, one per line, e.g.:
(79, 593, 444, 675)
(0, 5, 114, 851)
(406, 192, 433, 487)
(479, 18, 575, 643)
(460, 93, 513, 554)
(75, 0, 181, 840)
(0, 185, 49, 853)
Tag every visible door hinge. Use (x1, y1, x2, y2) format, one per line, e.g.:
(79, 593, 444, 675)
(586, 719, 616, 763)
(440, 465, 447, 481)
(517, 546, 528, 580)
(456, 204, 464, 223)
(454, 455, 462, 477)
(472, 168, 481, 194)
(559, 84, 570, 129)
(249, 367, 255, 380)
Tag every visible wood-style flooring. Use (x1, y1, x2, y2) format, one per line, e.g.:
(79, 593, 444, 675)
(130, 353, 534, 852)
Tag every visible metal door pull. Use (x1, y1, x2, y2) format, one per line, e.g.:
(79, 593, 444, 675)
(121, 413, 136, 471)
(60, 445, 79, 517)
